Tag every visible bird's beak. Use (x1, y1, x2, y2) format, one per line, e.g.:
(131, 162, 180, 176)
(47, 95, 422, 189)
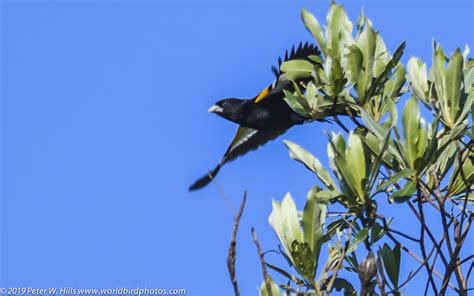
(208, 105, 223, 113)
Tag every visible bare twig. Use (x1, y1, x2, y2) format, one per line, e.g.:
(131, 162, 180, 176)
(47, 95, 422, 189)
(252, 227, 273, 296)
(391, 244, 436, 292)
(415, 186, 439, 295)
(388, 227, 419, 243)
(407, 201, 449, 267)
(378, 215, 459, 293)
(226, 191, 247, 296)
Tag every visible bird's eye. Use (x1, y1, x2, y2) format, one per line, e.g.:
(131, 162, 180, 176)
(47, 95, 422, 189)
(222, 102, 229, 107)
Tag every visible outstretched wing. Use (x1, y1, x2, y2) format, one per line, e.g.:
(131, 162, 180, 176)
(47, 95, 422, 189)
(254, 42, 321, 104)
(188, 126, 288, 191)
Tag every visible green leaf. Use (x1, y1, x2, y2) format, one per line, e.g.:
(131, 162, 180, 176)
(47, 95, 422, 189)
(445, 48, 463, 124)
(363, 132, 396, 169)
(259, 276, 280, 296)
(385, 63, 406, 100)
(324, 218, 350, 242)
(464, 65, 474, 92)
(368, 128, 392, 191)
(356, 21, 376, 101)
(301, 8, 327, 56)
(359, 107, 386, 139)
(326, 3, 353, 59)
(375, 170, 416, 193)
(370, 222, 387, 243)
(283, 90, 310, 117)
(435, 140, 457, 180)
(344, 44, 363, 84)
(454, 89, 473, 126)
(390, 181, 416, 203)
(329, 278, 357, 295)
(281, 59, 314, 72)
(402, 97, 421, 169)
(266, 262, 304, 285)
(433, 44, 449, 124)
(284, 140, 337, 190)
(373, 33, 389, 77)
(347, 228, 369, 255)
(303, 190, 326, 265)
(448, 150, 474, 196)
(290, 240, 316, 281)
(366, 42, 406, 102)
(449, 123, 468, 140)
(407, 57, 429, 101)
(380, 244, 401, 288)
(345, 133, 369, 200)
(280, 59, 314, 81)
(268, 194, 303, 262)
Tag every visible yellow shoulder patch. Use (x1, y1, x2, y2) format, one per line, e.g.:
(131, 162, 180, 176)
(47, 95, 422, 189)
(254, 87, 270, 103)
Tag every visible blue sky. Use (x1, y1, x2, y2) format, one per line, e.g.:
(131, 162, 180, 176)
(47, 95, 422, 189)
(1, 0, 473, 295)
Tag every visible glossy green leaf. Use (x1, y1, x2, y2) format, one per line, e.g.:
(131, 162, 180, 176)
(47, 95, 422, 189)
(268, 194, 303, 262)
(290, 240, 316, 281)
(356, 21, 376, 101)
(380, 244, 401, 288)
(365, 42, 406, 103)
(449, 123, 468, 140)
(454, 91, 473, 126)
(390, 180, 416, 203)
(266, 262, 304, 285)
(283, 140, 337, 190)
(373, 33, 389, 77)
(345, 132, 369, 201)
(283, 90, 310, 117)
(347, 228, 368, 254)
(368, 128, 392, 191)
(407, 57, 429, 101)
(359, 107, 386, 139)
(370, 222, 387, 243)
(344, 44, 363, 84)
(445, 48, 463, 124)
(433, 45, 450, 124)
(281, 59, 314, 72)
(324, 218, 350, 242)
(259, 276, 280, 296)
(448, 150, 474, 197)
(303, 189, 326, 264)
(385, 63, 406, 100)
(267, 266, 299, 288)
(375, 169, 416, 193)
(402, 97, 421, 169)
(326, 3, 353, 59)
(301, 8, 327, 56)
(330, 278, 357, 295)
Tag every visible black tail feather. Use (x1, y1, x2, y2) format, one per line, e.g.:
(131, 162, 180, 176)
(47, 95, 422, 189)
(188, 164, 222, 191)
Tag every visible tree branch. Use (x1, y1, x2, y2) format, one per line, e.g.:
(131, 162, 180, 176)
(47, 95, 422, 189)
(226, 191, 247, 296)
(252, 227, 273, 296)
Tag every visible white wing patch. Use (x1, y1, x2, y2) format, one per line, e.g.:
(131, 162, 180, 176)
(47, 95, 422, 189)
(229, 128, 258, 153)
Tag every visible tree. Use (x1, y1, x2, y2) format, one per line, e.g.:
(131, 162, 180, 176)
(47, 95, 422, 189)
(226, 3, 473, 296)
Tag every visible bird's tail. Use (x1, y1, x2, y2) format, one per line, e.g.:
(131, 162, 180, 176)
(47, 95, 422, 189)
(188, 164, 223, 191)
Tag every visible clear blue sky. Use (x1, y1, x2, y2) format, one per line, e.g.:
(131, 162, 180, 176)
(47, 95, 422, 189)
(1, 0, 473, 295)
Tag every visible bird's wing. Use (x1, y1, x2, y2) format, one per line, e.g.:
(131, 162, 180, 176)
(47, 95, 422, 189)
(188, 126, 288, 191)
(254, 42, 321, 104)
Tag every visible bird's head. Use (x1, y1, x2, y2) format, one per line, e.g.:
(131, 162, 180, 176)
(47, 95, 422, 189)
(208, 98, 246, 123)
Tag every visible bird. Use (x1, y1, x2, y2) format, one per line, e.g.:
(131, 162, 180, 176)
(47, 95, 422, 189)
(189, 43, 321, 191)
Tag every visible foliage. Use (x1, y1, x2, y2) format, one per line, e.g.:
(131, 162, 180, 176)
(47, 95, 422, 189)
(252, 3, 473, 296)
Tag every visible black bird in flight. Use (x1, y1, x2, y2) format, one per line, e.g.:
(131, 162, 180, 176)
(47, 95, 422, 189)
(189, 43, 321, 191)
